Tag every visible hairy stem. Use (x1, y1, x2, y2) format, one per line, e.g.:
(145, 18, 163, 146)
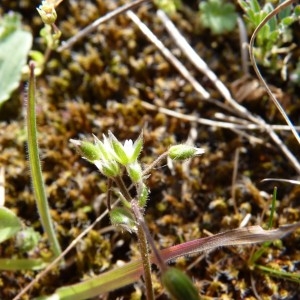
(135, 216, 154, 300)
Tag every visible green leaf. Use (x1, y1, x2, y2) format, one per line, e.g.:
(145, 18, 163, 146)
(199, 0, 238, 34)
(0, 14, 32, 105)
(162, 267, 200, 300)
(0, 258, 47, 270)
(250, 0, 261, 13)
(295, 5, 300, 17)
(0, 207, 22, 243)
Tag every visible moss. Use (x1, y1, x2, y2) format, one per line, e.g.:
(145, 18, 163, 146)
(1, 0, 300, 299)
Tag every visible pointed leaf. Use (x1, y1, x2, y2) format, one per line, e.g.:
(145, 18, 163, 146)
(0, 24, 32, 105)
(0, 207, 22, 243)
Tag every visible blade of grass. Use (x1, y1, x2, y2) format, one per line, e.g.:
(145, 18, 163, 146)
(255, 264, 300, 283)
(26, 62, 62, 259)
(249, 187, 277, 265)
(0, 258, 47, 270)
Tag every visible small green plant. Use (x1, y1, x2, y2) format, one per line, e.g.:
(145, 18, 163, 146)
(154, 0, 182, 14)
(248, 187, 300, 284)
(12, 62, 300, 299)
(70, 132, 205, 299)
(199, 0, 238, 34)
(239, 0, 300, 69)
(0, 182, 46, 271)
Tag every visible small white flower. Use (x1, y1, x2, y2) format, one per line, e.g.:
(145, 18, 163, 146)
(108, 131, 143, 165)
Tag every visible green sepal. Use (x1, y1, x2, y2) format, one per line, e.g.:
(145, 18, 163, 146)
(94, 134, 113, 160)
(95, 160, 120, 178)
(162, 267, 200, 300)
(127, 162, 142, 183)
(80, 141, 101, 162)
(131, 132, 143, 162)
(108, 131, 129, 165)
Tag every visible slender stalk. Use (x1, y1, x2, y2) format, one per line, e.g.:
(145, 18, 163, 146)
(142, 152, 168, 177)
(114, 178, 154, 299)
(27, 62, 62, 259)
(131, 199, 166, 272)
(135, 216, 154, 300)
(114, 176, 132, 202)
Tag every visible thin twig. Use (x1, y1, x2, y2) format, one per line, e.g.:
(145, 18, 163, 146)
(126, 10, 210, 100)
(156, 9, 251, 119)
(57, 0, 150, 52)
(231, 148, 240, 214)
(157, 9, 300, 174)
(237, 16, 250, 75)
(140, 101, 299, 131)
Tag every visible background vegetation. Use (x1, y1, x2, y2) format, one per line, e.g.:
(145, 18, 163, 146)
(0, 0, 299, 299)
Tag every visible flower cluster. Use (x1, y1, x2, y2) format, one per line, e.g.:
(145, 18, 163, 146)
(70, 131, 143, 182)
(70, 132, 205, 181)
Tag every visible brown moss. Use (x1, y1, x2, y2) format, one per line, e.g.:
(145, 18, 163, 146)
(0, 0, 299, 299)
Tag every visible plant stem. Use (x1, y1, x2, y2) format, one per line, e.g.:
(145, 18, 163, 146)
(114, 178, 154, 299)
(142, 152, 168, 177)
(132, 200, 167, 272)
(114, 176, 132, 202)
(27, 62, 62, 260)
(135, 215, 154, 300)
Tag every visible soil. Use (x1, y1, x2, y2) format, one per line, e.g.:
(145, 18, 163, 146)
(0, 0, 300, 299)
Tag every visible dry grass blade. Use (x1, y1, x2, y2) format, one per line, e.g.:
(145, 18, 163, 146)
(261, 178, 300, 185)
(159, 222, 300, 260)
(249, 0, 300, 146)
(126, 10, 210, 100)
(0, 167, 4, 207)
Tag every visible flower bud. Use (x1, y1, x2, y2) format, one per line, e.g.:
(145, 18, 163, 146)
(70, 140, 101, 162)
(109, 207, 137, 233)
(162, 267, 200, 300)
(168, 145, 205, 161)
(37, 1, 57, 25)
